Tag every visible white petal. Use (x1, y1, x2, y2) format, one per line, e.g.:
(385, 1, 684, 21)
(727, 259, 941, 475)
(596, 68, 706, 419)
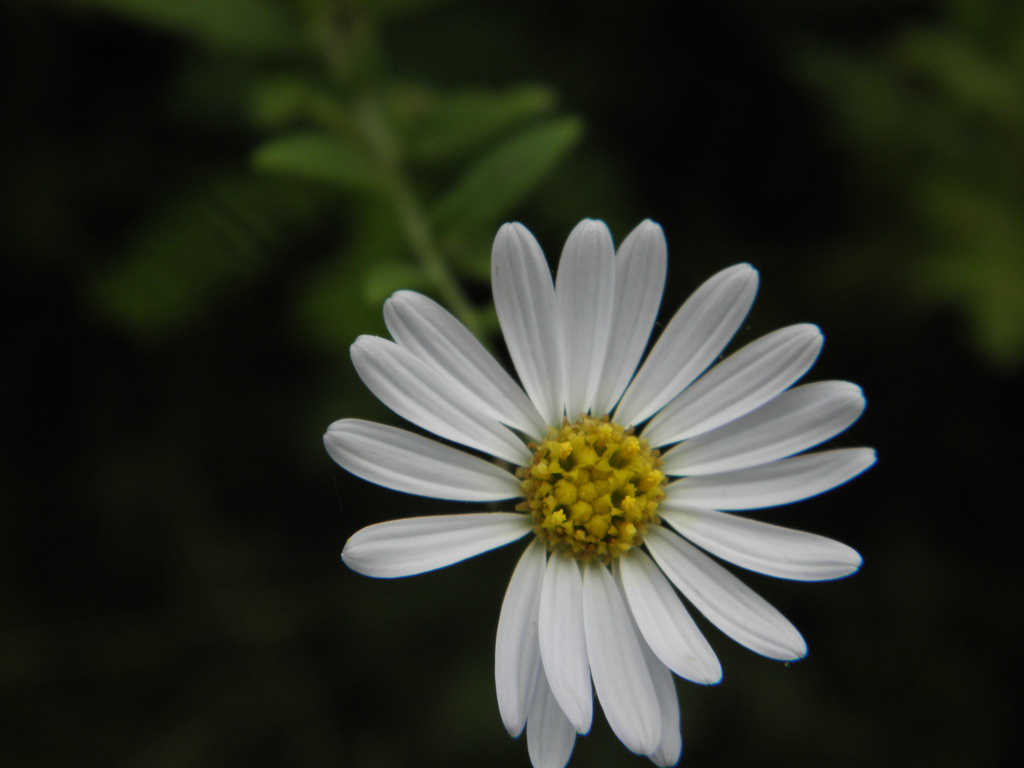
(556, 219, 616, 418)
(527, 668, 576, 768)
(538, 554, 592, 733)
(659, 506, 862, 581)
(621, 595, 683, 767)
(645, 525, 807, 660)
(660, 381, 866, 476)
(643, 324, 823, 447)
(583, 561, 661, 756)
(641, 642, 682, 767)
(384, 290, 547, 439)
(592, 220, 667, 417)
(351, 335, 532, 466)
(342, 513, 532, 578)
(496, 539, 546, 737)
(615, 264, 758, 427)
(492, 223, 565, 425)
(618, 550, 721, 684)
(324, 419, 522, 501)
(664, 448, 876, 509)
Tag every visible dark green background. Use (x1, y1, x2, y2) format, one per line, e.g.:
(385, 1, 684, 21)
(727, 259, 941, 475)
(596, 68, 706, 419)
(2, 1, 1019, 767)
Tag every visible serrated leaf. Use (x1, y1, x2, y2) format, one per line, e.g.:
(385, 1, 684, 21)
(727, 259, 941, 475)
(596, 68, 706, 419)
(252, 132, 381, 194)
(391, 84, 558, 163)
(430, 116, 583, 239)
(68, 0, 304, 56)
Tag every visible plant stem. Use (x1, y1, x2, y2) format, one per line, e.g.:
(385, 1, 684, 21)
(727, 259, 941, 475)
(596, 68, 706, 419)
(356, 103, 483, 337)
(310, 4, 483, 336)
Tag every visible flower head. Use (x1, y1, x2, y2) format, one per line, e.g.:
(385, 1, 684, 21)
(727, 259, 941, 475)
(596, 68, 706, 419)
(325, 219, 874, 768)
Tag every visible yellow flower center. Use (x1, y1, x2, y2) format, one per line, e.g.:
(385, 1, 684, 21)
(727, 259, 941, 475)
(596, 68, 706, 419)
(516, 415, 666, 563)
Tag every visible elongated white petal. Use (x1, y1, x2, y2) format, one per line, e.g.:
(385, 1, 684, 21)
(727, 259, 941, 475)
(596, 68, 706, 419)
(660, 506, 862, 581)
(615, 264, 758, 427)
(342, 513, 532, 578)
(492, 223, 565, 425)
(644, 324, 823, 447)
(642, 640, 683, 768)
(660, 381, 866, 477)
(384, 290, 546, 438)
(538, 554, 592, 733)
(324, 419, 522, 502)
(527, 669, 576, 768)
(664, 448, 876, 509)
(557, 219, 616, 418)
(583, 561, 661, 756)
(351, 335, 531, 466)
(592, 220, 667, 417)
(621, 591, 684, 767)
(645, 526, 807, 660)
(496, 539, 546, 737)
(618, 550, 721, 684)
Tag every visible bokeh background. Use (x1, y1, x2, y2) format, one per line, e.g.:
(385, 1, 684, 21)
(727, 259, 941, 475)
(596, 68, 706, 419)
(2, 1, 1021, 767)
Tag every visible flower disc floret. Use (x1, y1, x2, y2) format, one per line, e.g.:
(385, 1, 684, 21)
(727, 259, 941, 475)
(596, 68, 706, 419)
(517, 415, 666, 562)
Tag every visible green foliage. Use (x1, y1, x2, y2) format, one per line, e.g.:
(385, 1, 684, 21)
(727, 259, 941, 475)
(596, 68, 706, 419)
(429, 117, 584, 243)
(916, 176, 1024, 365)
(246, 85, 579, 338)
(249, 74, 355, 131)
(351, 0, 457, 22)
(797, 0, 1024, 367)
(388, 84, 559, 164)
(362, 261, 429, 303)
(290, 199, 405, 351)
(87, 174, 329, 340)
(142, 3, 573, 353)
(66, 0, 305, 55)
(252, 131, 381, 194)
(69, 0, 581, 346)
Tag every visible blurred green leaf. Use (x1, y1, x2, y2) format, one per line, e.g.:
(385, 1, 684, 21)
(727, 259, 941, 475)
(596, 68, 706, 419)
(250, 75, 323, 130)
(795, 2, 1024, 369)
(68, 0, 304, 55)
(249, 75, 355, 134)
(386, 84, 558, 163)
(362, 263, 428, 304)
(430, 116, 583, 241)
(164, 57, 263, 133)
(252, 132, 380, 194)
(293, 255, 379, 352)
(300, 0, 456, 22)
(900, 29, 1024, 122)
(920, 249, 1024, 367)
(916, 176, 1024, 367)
(361, 0, 457, 20)
(448, 237, 492, 283)
(291, 200, 401, 351)
(87, 174, 327, 340)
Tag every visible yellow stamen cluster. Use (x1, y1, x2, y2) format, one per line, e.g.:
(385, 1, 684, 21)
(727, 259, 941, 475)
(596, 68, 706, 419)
(516, 415, 666, 563)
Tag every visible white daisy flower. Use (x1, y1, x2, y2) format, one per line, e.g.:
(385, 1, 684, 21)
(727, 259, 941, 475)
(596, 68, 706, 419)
(325, 219, 874, 768)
